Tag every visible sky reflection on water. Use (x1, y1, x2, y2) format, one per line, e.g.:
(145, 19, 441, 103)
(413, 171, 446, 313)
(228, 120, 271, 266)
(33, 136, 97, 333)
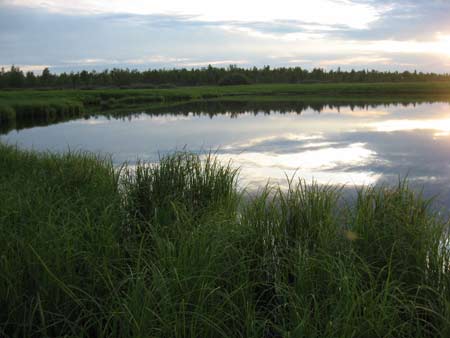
(2, 102, 450, 203)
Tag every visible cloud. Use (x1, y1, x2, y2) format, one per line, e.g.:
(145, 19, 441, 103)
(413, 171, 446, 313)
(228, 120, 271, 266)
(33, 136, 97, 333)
(180, 60, 247, 67)
(1, 1, 450, 72)
(0, 5, 259, 69)
(7, 0, 380, 29)
(0, 64, 50, 72)
(341, 0, 450, 41)
(319, 56, 392, 67)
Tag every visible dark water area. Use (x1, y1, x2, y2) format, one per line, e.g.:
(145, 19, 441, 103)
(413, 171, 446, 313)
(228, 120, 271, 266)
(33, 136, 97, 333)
(3, 100, 450, 207)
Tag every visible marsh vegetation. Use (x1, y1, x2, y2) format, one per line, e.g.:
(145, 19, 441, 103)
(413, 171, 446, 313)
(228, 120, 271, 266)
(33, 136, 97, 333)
(1, 145, 449, 337)
(2, 82, 450, 131)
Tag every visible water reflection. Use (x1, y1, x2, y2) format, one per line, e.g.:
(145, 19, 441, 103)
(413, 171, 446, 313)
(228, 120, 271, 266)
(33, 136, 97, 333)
(2, 100, 450, 204)
(216, 141, 380, 186)
(371, 118, 450, 136)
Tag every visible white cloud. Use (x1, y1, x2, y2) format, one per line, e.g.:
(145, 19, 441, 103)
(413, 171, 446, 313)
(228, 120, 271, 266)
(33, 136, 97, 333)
(125, 56, 191, 65)
(319, 56, 392, 66)
(8, 0, 380, 29)
(60, 56, 246, 68)
(2, 1, 450, 72)
(180, 60, 247, 67)
(287, 59, 313, 64)
(65, 58, 115, 65)
(362, 34, 450, 56)
(0, 64, 50, 72)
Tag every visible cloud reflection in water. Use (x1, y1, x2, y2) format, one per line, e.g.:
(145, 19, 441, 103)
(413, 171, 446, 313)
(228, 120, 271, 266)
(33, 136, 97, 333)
(3, 101, 450, 202)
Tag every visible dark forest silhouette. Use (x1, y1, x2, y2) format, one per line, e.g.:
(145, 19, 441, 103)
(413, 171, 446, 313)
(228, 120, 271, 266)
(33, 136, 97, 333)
(2, 65, 450, 89)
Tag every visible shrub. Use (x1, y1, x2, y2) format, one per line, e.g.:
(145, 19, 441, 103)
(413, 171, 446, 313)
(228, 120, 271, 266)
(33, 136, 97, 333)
(0, 105, 15, 123)
(218, 73, 252, 86)
(157, 83, 177, 89)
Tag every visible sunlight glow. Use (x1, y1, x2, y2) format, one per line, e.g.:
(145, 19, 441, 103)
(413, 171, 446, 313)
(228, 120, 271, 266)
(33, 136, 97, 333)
(371, 118, 450, 137)
(437, 35, 450, 56)
(365, 34, 450, 57)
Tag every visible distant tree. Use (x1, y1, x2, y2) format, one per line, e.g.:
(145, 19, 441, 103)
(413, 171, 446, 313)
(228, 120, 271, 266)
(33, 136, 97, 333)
(0, 64, 449, 89)
(0, 67, 6, 88)
(80, 70, 90, 86)
(8, 65, 25, 88)
(25, 71, 37, 87)
(41, 67, 53, 86)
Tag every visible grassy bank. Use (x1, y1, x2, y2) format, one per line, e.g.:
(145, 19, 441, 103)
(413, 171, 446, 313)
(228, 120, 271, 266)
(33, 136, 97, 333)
(2, 82, 450, 126)
(1, 144, 450, 337)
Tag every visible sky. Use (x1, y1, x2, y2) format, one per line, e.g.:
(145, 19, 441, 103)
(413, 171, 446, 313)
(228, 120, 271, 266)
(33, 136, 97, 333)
(1, 0, 450, 73)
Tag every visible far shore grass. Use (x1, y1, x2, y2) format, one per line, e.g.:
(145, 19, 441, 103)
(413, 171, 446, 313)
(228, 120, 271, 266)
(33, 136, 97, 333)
(2, 82, 450, 128)
(1, 144, 450, 337)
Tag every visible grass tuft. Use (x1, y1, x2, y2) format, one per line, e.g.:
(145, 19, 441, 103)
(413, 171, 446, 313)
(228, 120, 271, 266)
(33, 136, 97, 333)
(1, 144, 449, 337)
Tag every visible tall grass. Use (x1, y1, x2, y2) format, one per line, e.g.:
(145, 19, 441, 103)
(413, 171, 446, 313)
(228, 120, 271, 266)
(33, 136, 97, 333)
(1, 145, 449, 337)
(122, 152, 239, 227)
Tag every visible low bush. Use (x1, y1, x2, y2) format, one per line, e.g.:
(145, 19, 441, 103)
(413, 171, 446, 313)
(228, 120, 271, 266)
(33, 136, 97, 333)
(219, 73, 252, 86)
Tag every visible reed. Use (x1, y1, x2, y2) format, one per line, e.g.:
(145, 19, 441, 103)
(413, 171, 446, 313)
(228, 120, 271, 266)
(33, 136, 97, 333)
(1, 144, 449, 337)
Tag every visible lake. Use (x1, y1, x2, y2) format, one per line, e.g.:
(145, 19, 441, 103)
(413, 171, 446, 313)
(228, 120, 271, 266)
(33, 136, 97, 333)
(2, 100, 450, 205)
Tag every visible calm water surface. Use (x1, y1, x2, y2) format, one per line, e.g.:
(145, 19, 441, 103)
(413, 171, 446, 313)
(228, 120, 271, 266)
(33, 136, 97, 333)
(3, 102, 450, 203)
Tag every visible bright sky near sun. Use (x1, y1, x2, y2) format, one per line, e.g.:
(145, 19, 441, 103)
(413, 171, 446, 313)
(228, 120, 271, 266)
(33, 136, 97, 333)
(1, 0, 450, 72)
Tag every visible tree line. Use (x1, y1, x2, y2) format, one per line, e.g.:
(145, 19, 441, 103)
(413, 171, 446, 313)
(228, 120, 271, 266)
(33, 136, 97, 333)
(1, 64, 450, 89)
